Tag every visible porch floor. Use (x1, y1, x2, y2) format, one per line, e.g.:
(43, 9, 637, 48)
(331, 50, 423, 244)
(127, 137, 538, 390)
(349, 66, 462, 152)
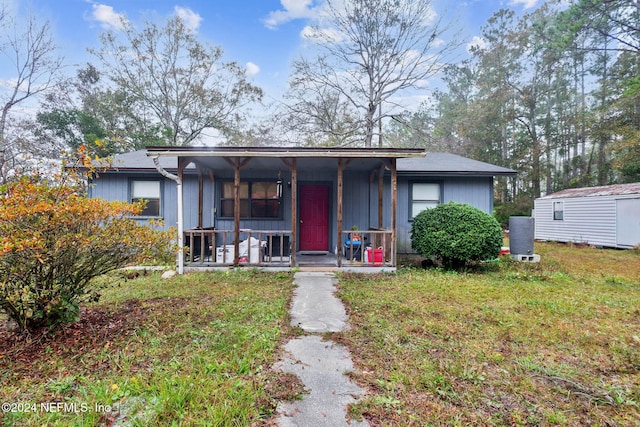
(183, 251, 395, 273)
(296, 252, 337, 266)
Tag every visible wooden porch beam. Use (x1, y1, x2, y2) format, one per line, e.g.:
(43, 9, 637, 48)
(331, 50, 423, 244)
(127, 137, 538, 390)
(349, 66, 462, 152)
(223, 157, 251, 169)
(224, 157, 252, 267)
(391, 158, 397, 267)
(208, 169, 215, 230)
(280, 158, 294, 169)
(380, 158, 393, 171)
(378, 164, 385, 228)
(178, 156, 196, 175)
(197, 172, 203, 228)
(290, 158, 297, 266)
(337, 158, 345, 267)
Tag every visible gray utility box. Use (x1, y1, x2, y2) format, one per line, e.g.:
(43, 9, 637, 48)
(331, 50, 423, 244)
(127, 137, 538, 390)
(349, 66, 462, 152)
(509, 216, 534, 255)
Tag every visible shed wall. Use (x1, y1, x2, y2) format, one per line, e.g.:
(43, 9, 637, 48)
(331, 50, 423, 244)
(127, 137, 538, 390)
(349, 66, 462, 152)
(616, 198, 640, 247)
(534, 194, 640, 248)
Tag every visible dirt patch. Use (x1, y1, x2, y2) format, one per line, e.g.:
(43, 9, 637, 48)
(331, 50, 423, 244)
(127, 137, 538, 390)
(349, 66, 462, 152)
(0, 300, 148, 377)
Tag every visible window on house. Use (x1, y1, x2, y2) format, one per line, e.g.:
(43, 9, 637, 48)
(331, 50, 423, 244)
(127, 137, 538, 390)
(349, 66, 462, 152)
(131, 180, 161, 217)
(410, 182, 441, 219)
(553, 201, 564, 220)
(220, 181, 280, 218)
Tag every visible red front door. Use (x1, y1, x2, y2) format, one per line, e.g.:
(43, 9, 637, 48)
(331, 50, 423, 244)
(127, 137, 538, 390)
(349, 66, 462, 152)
(299, 185, 330, 251)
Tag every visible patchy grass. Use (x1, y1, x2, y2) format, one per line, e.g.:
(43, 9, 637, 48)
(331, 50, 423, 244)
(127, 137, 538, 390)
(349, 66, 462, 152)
(337, 242, 640, 426)
(3, 243, 639, 426)
(0, 269, 300, 426)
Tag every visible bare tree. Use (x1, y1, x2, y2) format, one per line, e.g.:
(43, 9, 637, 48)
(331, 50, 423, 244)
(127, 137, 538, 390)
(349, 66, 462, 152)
(287, 0, 460, 147)
(91, 16, 263, 147)
(278, 83, 362, 146)
(0, 9, 65, 182)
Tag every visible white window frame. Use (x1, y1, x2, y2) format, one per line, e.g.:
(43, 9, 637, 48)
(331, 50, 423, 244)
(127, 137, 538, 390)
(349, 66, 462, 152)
(553, 201, 564, 221)
(130, 179, 162, 217)
(410, 182, 441, 219)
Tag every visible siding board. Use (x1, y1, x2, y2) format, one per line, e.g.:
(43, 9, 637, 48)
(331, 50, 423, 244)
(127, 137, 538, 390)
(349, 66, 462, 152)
(396, 175, 494, 253)
(534, 193, 640, 248)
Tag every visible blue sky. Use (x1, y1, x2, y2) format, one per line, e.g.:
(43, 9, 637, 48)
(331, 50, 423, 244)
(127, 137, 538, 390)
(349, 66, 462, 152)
(2, 0, 544, 112)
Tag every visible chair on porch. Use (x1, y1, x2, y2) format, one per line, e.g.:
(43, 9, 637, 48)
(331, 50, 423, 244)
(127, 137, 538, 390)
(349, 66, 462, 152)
(184, 227, 214, 262)
(263, 234, 291, 262)
(344, 232, 364, 261)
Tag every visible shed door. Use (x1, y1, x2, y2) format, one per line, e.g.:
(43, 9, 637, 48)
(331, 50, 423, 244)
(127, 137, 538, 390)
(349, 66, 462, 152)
(617, 198, 640, 248)
(299, 185, 330, 251)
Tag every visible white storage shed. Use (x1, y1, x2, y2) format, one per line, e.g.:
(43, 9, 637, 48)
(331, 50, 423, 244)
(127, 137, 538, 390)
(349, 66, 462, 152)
(534, 183, 640, 249)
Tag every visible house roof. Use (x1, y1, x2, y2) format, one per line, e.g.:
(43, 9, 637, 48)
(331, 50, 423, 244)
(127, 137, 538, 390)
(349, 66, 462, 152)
(104, 150, 196, 171)
(397, 152, 516, 176)
(103, 148, 515, 176)
(145, 146, 429, 172)
(538, 182, 640, 199)
(145, 145, 426, 159)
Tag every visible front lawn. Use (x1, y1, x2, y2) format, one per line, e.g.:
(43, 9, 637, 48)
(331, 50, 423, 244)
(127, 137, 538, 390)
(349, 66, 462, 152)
(2, 243, 639, 426)
(0, 270, 299, 426)
(338, 243, 640, 426)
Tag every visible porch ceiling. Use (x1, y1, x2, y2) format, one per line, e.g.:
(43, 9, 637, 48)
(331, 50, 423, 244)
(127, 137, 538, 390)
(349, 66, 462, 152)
(146, 146, 426, 172)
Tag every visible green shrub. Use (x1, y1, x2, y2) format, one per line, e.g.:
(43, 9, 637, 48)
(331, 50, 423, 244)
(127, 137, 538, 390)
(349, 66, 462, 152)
(411, 202, 503, 268)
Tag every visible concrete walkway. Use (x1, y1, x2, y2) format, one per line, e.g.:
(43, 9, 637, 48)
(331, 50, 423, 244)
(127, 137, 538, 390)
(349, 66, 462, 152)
(275, 272, 369, 427)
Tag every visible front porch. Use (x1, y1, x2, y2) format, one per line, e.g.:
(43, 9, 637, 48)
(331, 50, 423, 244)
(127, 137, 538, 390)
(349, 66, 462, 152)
(183, 227, 396, 271)
(147, 146, 425, 273)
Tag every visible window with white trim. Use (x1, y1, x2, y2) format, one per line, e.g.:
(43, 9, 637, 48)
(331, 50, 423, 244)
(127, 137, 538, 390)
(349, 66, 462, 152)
(131, 180, 161, 217)
(553, 201, 564, 220)
(410, 182, 441, 219)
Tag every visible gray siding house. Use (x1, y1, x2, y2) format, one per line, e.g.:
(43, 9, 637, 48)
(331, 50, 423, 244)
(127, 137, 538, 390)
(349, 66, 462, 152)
(534, 183, 640, 249)
(393, 154, 514, 253)
(89, 148, 515, 271)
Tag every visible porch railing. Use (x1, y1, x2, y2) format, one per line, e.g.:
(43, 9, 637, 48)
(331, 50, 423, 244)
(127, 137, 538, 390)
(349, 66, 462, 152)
(183, 228, 291, 266)
(341, 228, 394, 267)
(183, 227, 394, 267)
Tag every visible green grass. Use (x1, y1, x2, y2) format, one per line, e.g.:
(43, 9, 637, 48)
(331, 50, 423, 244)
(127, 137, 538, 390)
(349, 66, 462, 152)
(0, 269, 299, 426)
(3, 243, 640, 426)
(337, 242, 640, 426)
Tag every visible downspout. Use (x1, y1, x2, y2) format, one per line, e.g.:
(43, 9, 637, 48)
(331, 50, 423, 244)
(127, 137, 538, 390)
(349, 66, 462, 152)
(151, 156, 184, 274)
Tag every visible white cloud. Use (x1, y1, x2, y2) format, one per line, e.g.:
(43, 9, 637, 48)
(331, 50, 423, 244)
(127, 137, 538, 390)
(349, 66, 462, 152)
(246, 62, 260, 76)
(90, 3, 127, 30)
(263, 0, 320, 29)
(431, 38, 445, 48)
(175, 6, 202, 31)
(509, 0, 538, 9)
(0, 78, 20, 91)
(467, 35, 487, 52)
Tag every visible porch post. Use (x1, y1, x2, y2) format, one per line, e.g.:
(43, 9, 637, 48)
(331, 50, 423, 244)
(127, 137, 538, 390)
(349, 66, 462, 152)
(378, 164, 385, 228)
(290, 158, 297, 266)
(390, 158, 397, 267)
(225, 157, 251, 267)
(197, 172, 204, 228)
(233, 159, 241, 267)
(337, 158, 344, 268)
